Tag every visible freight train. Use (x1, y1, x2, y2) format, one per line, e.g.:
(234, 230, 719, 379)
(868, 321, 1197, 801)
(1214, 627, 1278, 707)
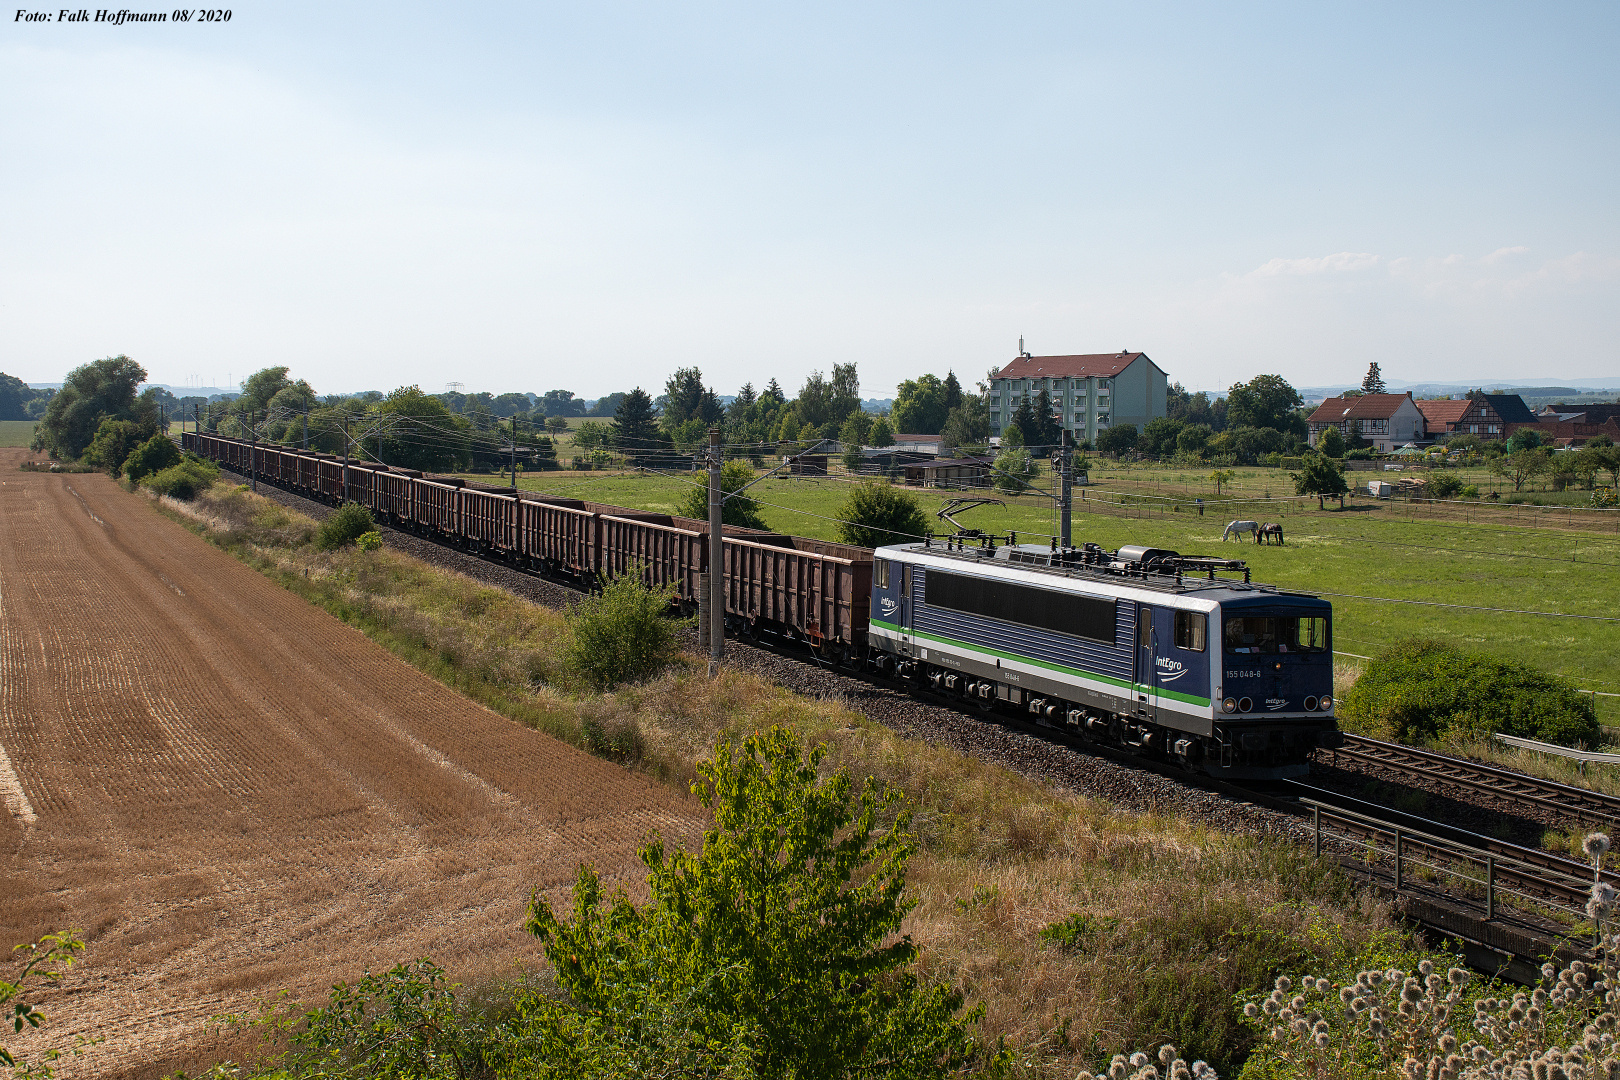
(182, 433, 1339, 778)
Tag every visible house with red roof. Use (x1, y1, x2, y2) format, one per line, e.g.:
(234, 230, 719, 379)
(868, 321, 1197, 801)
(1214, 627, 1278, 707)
(1306, 392, 1427, 452)
(989, 350, 1168, 448)
(1413, 393, 1534, 442)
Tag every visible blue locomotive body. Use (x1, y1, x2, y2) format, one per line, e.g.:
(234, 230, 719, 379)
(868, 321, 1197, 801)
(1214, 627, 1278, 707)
(867, 540, 1339, 778)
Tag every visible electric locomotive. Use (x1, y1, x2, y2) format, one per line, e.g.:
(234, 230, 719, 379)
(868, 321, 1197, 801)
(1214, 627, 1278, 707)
(865, 536, 1340, 778)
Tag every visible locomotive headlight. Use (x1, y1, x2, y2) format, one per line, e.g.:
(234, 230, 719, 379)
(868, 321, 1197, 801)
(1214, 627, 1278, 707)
(1222, 697, 1237, 714)
(1320, 696, 1333, 711)
(1304, 696, 1318, 711)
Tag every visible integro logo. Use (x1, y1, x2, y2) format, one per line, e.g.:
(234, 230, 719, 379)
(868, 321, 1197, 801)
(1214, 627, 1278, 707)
(1154, 656, 1188, 682)
(879, 597, 898, 617)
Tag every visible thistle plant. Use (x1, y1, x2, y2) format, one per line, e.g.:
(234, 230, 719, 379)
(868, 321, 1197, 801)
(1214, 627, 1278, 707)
(1236, 836, 1620, 1079)
(1074, 1043, 1218, 1080)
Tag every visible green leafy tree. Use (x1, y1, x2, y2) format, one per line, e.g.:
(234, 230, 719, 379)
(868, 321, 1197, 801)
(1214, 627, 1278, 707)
(938, 402, 989, 455)
(1360, 362, 1386, 394)
(1316, 424, 1347, 458)
(890, 374, 949, 435)
(545, 415, 570, 436)
(1291, 450, 1349, 507)
(36, 354, 150, 460)
(1139, 416, 1185, 457)
(525, 727, 982, 1079)
(378, 385, 471, 472)
(678, 459, 767, 529)
(999, 421, 1025, 449)
(611, 387, 664, 462)
(1030, 390, 1061, 448)
(1095, 423, 1139, 455)
(1208, 468, 1237, 495)
(942, 370, 963, 412)
(993, 447, 1037, 493)
(122, 432, 182, 483)
(1225, 374, 1304, 433)
(1492, 445, 1552, 492)
(1176, 423, 1212, 459)
(572, 420, 610, 451)
(1507, 427, 1544, 453)
(84, 418, 157, 476)
(868, 416, 894, 448)
(1425, 471, 1464, 499)
(561, 568, 676, 689)
(836, 479, 930, 547)
(0, 373, 39, 421)
(796, 364, 861, 430)
(662, 367, 723, 432)
(541, 389, 587, 417)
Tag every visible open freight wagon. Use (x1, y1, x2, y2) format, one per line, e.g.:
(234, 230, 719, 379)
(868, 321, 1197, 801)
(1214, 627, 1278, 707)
(181, 433, 873, 657)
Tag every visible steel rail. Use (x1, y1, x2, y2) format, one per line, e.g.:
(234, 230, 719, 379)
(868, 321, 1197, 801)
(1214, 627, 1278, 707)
(1327, 734, 1620, 829)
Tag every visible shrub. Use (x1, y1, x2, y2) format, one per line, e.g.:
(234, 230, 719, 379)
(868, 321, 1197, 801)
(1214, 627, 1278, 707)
(143, 454, 220, 500)
(992, 448, 1037, 494)
(355, 530, 383, 552)
(836, 478, 931, 548)
(121, 433, 182, 483)
(1425, 470, 1463, 499)
(524, 726, 984, 1078)
(315, 502, 376, 551)
(1461, 484, 1480, 499)
(1339, 638, 1601, 747)
(561, 568, 677, 689)
(84, 417, 154, 476)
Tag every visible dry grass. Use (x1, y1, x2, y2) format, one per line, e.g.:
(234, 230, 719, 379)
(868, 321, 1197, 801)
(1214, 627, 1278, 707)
(157, 481, 1410, 1076)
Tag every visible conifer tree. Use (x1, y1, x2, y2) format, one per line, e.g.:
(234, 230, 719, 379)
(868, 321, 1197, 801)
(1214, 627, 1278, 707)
(1361, 362, 1386, 395)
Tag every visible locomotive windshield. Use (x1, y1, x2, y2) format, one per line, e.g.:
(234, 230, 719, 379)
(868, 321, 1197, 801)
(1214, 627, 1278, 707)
(1224, 615, 1328, 654)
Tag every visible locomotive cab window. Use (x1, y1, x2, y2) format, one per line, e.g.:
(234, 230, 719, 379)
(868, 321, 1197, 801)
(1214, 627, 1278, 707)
(1174, 611, 1207, 652)
(874, 559, 890, 589)
(1224, 615, 1329, 654)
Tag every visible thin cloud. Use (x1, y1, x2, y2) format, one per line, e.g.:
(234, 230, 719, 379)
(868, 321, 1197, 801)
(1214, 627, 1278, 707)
(1246, 252, 1380, 278)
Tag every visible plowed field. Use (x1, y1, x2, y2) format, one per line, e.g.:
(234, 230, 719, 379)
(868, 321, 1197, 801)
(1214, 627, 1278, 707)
(0, 450, 705, 1077)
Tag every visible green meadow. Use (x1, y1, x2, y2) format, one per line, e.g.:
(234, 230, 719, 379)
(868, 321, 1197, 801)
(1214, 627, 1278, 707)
(0, 420, 37, 447)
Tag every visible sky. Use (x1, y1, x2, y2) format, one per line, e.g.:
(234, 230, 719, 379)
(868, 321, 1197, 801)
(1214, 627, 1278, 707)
(3, 2, 1617, 399)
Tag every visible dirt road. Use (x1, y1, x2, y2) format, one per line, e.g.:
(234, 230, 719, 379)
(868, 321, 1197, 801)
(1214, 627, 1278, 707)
(0, 451, 704, 1077)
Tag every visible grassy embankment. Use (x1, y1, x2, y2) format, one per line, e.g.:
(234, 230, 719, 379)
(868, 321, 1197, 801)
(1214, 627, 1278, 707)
(151, 480, 1410, 1077)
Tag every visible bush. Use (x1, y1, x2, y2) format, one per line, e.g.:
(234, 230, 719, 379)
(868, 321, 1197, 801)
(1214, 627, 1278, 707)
(1460, 484, 1480, 499)
(355, 530, 383, 552)
(992, 448, 1037, 494)
(1339, 639, 1601, 747)
(315, 502, 377, 551)
(677, 458, 767, 529)
(1425, 471, 1463, 498)
(561, 568, 677, 689)
(524, 726, 983, 1078)
(143, 454, 220, 500)
(84, 417, 155, 476)
(836, 479, 931, 548)
(122, 433, 182, 483)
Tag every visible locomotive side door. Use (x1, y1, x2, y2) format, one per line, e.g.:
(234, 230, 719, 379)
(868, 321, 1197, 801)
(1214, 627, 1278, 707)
(1135, 604, 1160, 723)
(898, 562, 915, 654)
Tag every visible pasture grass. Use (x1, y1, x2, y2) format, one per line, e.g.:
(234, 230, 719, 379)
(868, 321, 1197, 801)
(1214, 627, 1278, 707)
(0, 420, 37, 447)
(151, 481, 1409, 1077)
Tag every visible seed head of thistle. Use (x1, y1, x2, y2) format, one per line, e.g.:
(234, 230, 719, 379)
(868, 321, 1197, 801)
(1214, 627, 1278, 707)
(1159, 1046, 1177, 1067)
(1276, 976, 1292, 992)
(1440, 1034, 1459, 1052)
(1245, 1003, 1260, 1018)
(1420, 960, 1436, 977)
(1597, 883, 1618, 907)
(1587, 834, 1611, 859)
(1131, 1053, 1150, 1069)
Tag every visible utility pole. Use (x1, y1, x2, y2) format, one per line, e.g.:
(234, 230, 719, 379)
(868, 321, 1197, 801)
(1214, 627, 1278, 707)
(303, 410, 309, 451)
(1059, 425, 1072, 548)
(342, 416, 351, 503)
(509, 417, 518, 487)
(707, 427, 724, 677)
(248, 409, 258, 492)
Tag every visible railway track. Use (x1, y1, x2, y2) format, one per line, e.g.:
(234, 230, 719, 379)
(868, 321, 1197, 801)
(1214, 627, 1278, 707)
(1326, 733, 1620, 829)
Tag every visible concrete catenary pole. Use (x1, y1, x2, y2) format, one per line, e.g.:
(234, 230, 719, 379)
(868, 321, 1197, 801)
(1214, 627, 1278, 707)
(1060, 425, 1072, 548)
(708, 427, 724, 677)
(248, 409, 258, 492)
(509, 417, 518, 488)
(342, 416, 351, 504)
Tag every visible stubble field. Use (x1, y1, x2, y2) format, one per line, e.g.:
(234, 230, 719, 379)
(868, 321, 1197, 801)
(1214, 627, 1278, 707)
(0, 449, 705, 1077)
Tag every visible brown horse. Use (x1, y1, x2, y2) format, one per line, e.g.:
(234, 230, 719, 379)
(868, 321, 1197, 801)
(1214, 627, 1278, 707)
(1257, 522, 1284, 545)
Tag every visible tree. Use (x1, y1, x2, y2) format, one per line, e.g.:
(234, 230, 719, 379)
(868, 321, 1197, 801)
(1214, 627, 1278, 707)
(560, 568, 677, 690)
(1031, 390, 1061, 448)
(1291, 451, 1349, 508)
(84, 418, 159, 476)
(1176, 423, 1212, 459)
(838, 410, 873, 449)
(1095, 424, 1138, 455)
(612, 388, 663, 462)
(1225, 374, 1304, 433)
(836, 480, 930, 548)
(572, 420, 610, 451)
(761, 378, 785, 406)
(1209, 468, 1236, 495)
(36, 354, 149, 460)
(868, 416, 895, 448)
(122, 432, 182, 483)
(2, 930, 87, 1073)
(999, 420, 1025, 449)
(1361, 362, 1387, 395)
(942, 370, 963, 412)
(1496, 445, 1552, 491)
(1508, 427, 1544, 453)
(938, 403, 989, 455)
(0, 373, 39, 421)
(1166, 382, 1218, 428)
(679, 459, 767, 529)
(890, 375, 950, 435)
(540, 390, 585, 417)
(662, 367, 723, 431)
(545, 415, 570, 436)
(1139, 417, 1185, 457)
(993, 448, 1037, 493)
(1316, 424, 1347, 458)
(378, 385, 471, 472)
(525, 727, 980, 1078)
(587, 391, 628, 417)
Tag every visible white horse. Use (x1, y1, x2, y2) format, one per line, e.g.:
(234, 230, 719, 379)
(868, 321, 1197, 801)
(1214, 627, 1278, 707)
(1222, 519, 1259, 542)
